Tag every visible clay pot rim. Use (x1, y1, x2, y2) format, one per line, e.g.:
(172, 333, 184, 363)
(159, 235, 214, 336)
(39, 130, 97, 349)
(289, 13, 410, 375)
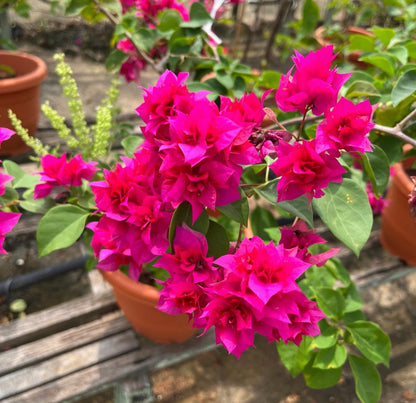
(100, 269, 160, 308)
(0, 50, 48, 94)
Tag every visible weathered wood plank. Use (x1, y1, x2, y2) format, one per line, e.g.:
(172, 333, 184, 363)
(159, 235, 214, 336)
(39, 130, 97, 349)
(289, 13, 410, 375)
(0, 330, 140, 400)
(0, 291, 117, 349)
(4, 330, 217, 403)
(0, 310, 131, 376)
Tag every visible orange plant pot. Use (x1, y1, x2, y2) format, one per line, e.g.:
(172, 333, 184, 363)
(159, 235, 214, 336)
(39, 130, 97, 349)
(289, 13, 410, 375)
(380, 158, 416, 265)
(100, 269, 196, 343)
(0, 50, 47, 155)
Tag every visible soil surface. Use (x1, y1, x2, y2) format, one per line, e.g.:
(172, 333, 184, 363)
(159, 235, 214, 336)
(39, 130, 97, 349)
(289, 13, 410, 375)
(3, 2, 416, 402)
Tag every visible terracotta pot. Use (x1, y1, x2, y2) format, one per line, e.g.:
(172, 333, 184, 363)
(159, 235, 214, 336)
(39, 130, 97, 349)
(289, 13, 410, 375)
(380, 157, 416, 265)
(100, 269, 196, 343)
(0, 50, 47, 155)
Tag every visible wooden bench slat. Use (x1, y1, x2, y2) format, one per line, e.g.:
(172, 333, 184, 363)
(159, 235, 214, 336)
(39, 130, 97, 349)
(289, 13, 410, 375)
(3, 330, 217, 403)
(0, 310, 131, 376)
(0, 291, 117, 349)
(0, 329, 140, 400)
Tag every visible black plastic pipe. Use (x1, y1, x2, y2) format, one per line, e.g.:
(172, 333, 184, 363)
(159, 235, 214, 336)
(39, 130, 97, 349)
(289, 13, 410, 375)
(0, 255, 89, 297)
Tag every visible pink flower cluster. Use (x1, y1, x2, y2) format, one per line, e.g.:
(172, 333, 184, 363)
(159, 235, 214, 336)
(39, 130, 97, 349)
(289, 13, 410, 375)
(0, 128, 21, 254)
(34, 153, 98, 199)
(272, 46, 375, 203)
(157, 223, 330, 357)
(120, 0, 189, 22)
(89, 70, 263, 279)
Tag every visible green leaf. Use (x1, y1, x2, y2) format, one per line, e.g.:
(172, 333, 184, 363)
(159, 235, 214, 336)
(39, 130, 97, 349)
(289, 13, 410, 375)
(256, 70, 281, 89)
(217, 197, 249, 226)
(105, 49, 129, 73)
(346, 321, 391, 366)
(348, 35, 375, 52)
(216, 70, 234, 89)
(36, 205, 89, 257)
(360, 54, 396, 76)
(250, 206, 276, 241)
(303, 364, 342, 389)
(121, 136, 142, 157)
(158, 9, 183, 32)
(0, 187, 19, 206)
(254, 179, 313, 227)
(342, 283, 363, 313)
(206, 220, 229, 258)
(324, 259, 351, 286)
(345, 80, 380, 99)
(362, 145, 391, 196)
(349, 355, 382, 403)
(180, 2, 212, 28)
(131, 29, 156, 53)
(405, 42, 416, 59)
(388, 45, 408, 65)
(392, 69, 416, 106)
(313, 344, 347, 369)
(276, 337, 313, 377)
(311, 321, 338, 349)
(64, 0, 87, 16)
(20, 189, 55, 214)
(371, 27, 395, 48)
(3, 160, 39, 189)
(168, 201, 209, 246)
(312, 179, 373, 256)
(343, 310, 366, 325)
(314, 288, 345, 320)
(301, 0, 320, 36)
(187, 81, 215, 93)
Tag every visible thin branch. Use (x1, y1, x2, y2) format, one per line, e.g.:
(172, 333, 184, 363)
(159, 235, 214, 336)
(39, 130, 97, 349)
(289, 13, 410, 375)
(95, 2, 164, 74)
(373, 123, 416, 148)
(397, 108, 416, 130)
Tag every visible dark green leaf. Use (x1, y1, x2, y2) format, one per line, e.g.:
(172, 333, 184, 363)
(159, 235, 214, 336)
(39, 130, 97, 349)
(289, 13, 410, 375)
(362, 145, 391, 196)
(343, 310, 366, 325)
(349, 355, 381, 403)
(250, 206, 276, 241)
(346, 321, 391, 366)
(217, 197, 249, 226)
(301, 0, 320, 36)
(312, 179, 373, 256)
(180, 2, 212, 28)
(392, 69, 416, 106)
(206, 220, 229, 258)
(121, 136, 142, 157)
(36, 205, 90, 256)
(105, 49, 129, 73)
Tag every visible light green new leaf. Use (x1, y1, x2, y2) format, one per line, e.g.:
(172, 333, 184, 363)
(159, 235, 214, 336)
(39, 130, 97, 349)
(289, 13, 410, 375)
(3, 160, 40, 189)
(343, 283, 364, 313)
(392, 69, 416, 106)
(371, 27, 395, 48)
(311, 321, 338, 349)
(303, 364, 342, 389)
(313, 344, 347, 369)
(277, 337, 313, 377)
(388, 45, 409, 65)
(37, 205, 90, 257)
(312, 179, 373, 256)
(349, 355, 381, 403)
(346, 321, 391, 366)
(345, 80, 380, 99)
(360, 54, 395, 77)
(348, 35, 375, 52)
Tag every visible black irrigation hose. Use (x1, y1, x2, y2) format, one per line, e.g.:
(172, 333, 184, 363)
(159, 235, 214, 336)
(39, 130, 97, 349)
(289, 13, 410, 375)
(0, 256, 89, 298)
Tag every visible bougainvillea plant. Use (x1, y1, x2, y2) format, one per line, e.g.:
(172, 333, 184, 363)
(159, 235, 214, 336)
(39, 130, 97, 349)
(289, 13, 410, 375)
(2, 45, 397, 403)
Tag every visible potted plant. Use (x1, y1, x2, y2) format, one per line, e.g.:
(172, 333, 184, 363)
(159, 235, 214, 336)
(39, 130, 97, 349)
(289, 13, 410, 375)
(0, 42, 398, 402)
(0, 50, 47, 155)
